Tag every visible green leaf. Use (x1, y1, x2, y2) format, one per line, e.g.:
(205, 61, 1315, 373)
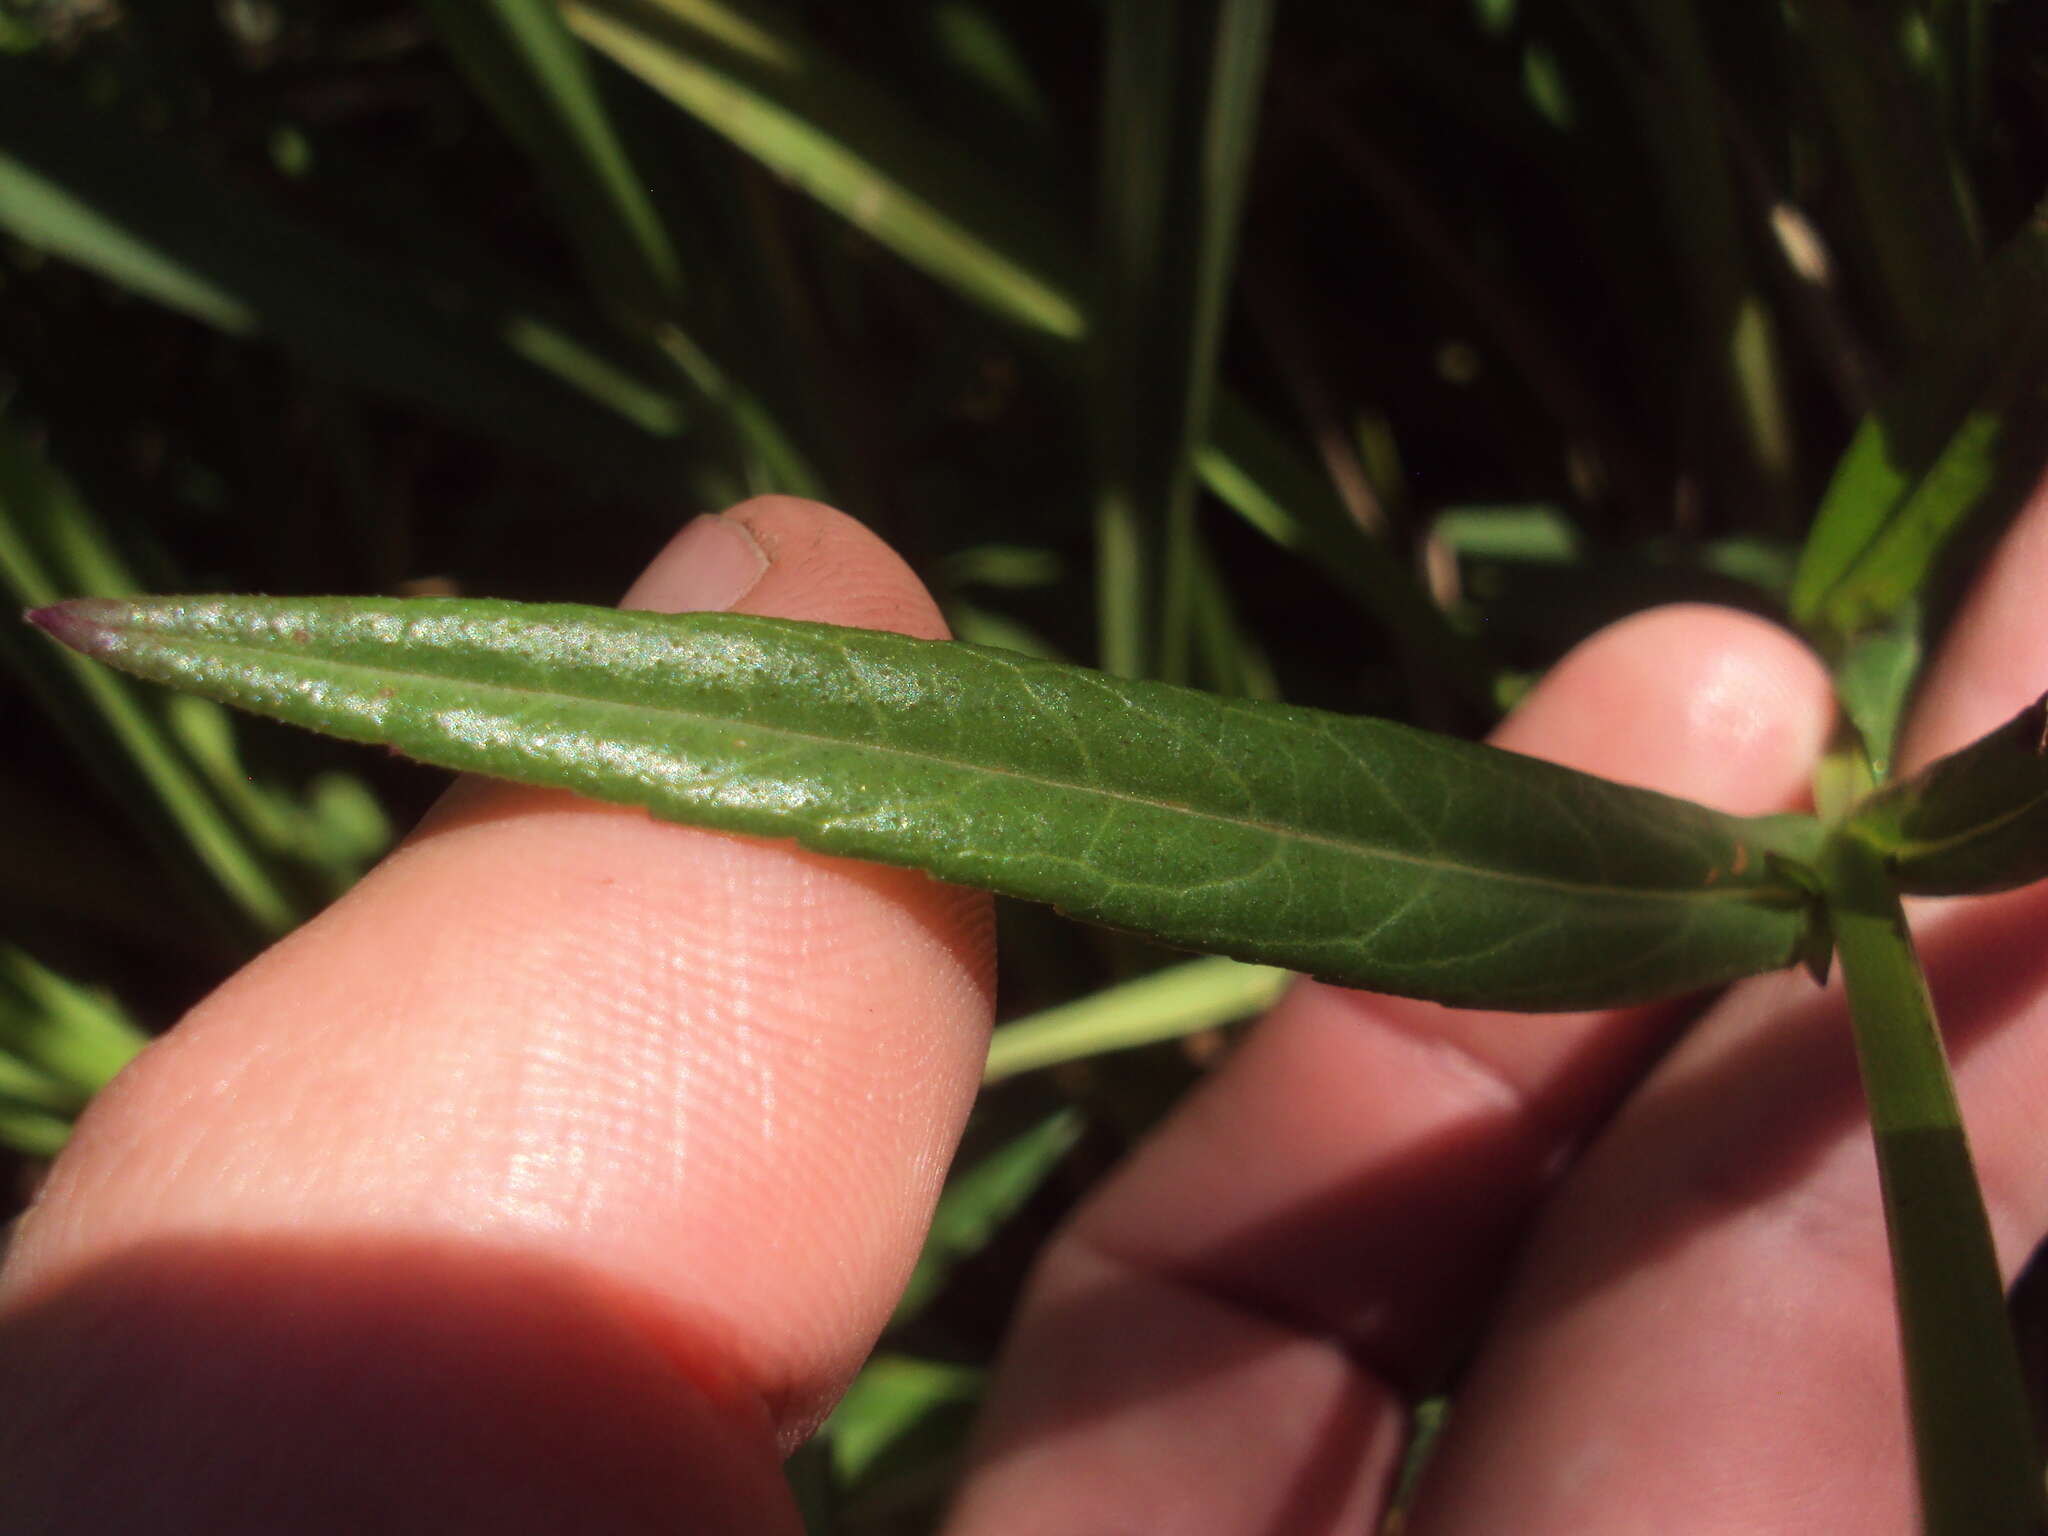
(1821, 832, 2046, 1536)
(0, 420, 302, 939)
(0, 947, 147, 1106)
(0, 59, 684, 475)
(0, 947, 149, 1158)
(1833, 601, 1924, 784)
(984, 956, 1287, 1082)
(563, 0, 1085, 340)
(1622, 0, 1794, 517)
(1844, 692, 2048, 895)
(892, 1108, 1080, 1323)
(1790, 0, 1981, 358)
(560, 0, 1487, 682)
(821, 1353, 982, 1498)
(32, 594, 1826, 1011)
(1792, 215, 2048, 652)
(1198, 401, 1499, 712)
(1093, 0, 1275, 681)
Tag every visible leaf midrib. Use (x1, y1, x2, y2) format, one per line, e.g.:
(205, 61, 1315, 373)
(1874, 783, 2048, 865)
(167, 624, 1801, 911)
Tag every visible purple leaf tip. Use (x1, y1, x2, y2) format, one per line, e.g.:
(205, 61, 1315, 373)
(23, 598, 127, 654)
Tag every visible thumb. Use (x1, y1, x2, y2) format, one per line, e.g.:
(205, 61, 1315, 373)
(0, 497, 995, 1535)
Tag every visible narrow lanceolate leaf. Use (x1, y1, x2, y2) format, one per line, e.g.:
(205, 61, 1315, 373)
(1845, 693, 2048, 895)
(29, 595, 1825, 1011)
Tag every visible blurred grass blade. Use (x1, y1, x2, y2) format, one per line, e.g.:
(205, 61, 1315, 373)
(1792, 0, 1981, 357)
(1821, 833, 2046, 1535)
(0, 948, 147, 1106)
(893, 1108, 1081, 1323)
(0, 59, 683, 476)
(0, 423, 299, 939)
(425, 0, 683, 319)
(984, 956, 1288, 1082)
(421, 6, 820, 494)
(928, 3, 1049, 131)
(1201, 401, 1498, 712)
(561, 0, 1488, 680)
(1092, 0, 1177, 677)
(1792, 215, 2048, 654)
(0, 1092, 74, 1160)
(1623, 0, 1794, 515)
(1189, 541, 1280, 701)
(34, 593, 1826, 1010)
(564, 0, 1085, 340)
(821, 1354, 983, 1501)
(1845, 691, 2048, 895)
(1094, 0, 1275, 682)
(0, 947, 150, 1158)
(1433, 505, 1582, 566)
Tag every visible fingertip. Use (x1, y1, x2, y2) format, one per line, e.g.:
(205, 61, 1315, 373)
(1494, 603, 1833, 813)
(722, 496, 955, 641)
(3, 492, 994, 1465)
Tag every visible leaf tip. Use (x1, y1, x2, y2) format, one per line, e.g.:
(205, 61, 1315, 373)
(22, 598, 128, 656)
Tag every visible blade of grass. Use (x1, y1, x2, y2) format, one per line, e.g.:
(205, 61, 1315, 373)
(419, 0, 818, 494)
(1189, 540, 1281, 701)
(560, 0, 1493, 690)
(1201, 400, 1499, 712)
(1149, 0, 1276, 683)
(1821, 831, 2045, 1535)
(0, 1090, 74, 1160)
(927, 3, 1050, 132)
(821, 1354, 983, 1511)
(0, 948, 147, 1105)
(1620, 0, 1795, 519)
(0, 421, 299, 939)
(892, 1108, 1081, 1323)
(985, 957, 1289, 1082)
(563, 0, 1086, 341)
(1791, 0, 1982, 359)
(424, 0, 683, 320)
(0, 59, 685, 479)
(1093, 0, 1180, 677)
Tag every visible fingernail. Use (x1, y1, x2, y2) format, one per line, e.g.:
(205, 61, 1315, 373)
(621, 513, 770, 614)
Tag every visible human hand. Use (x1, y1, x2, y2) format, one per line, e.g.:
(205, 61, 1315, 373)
(2, 491, 2042, 1533)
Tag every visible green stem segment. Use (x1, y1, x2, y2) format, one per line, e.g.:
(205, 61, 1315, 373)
(1822, 831, 2045, 1535)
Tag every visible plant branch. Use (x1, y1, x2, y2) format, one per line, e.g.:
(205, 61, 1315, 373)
(1822, 831, 2045, 1535)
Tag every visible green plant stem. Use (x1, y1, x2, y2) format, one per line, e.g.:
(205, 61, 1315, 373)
(1822, 832, 2045, 1535)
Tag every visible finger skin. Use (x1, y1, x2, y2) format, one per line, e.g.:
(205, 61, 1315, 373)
(0, 497, 996, 1534)
(944, 606, 1834, 1535)
(1408, 476, 2048, 1533)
